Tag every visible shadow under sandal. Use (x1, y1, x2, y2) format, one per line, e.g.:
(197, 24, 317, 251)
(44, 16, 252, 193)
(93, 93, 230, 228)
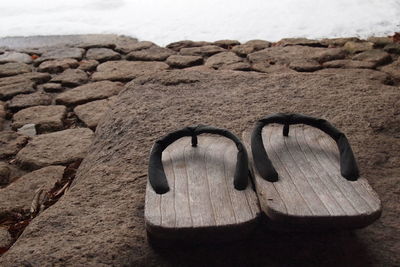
(145, 125, 260, 243)
(243, 113, 381, 231)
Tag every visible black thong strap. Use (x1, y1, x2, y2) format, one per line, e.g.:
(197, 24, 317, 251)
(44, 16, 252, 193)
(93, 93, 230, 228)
(148, 125, 249, 194)
(251, 113, 359, 182)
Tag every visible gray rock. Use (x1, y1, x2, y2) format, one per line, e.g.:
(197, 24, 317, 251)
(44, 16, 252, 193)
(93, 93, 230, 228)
(248, 46, 345, 73)
(213, 39, 240, 48)
(51, 69, 88, 86)
(92, 61, 169, 81)
(115, 40, 155, 54)
(0, 51, 32, 64)
(55, 81, 123, 106)
(0, 166, 65, 212)
(344, 41, 374, 54)
(78, 60, 99, 71)
(127, 46, 175, 61)
(321, 37, 360, 47)
(232, 40, 271, 56)
(0, 82, 35, 100)
(380, 58, 400, 82)
(219, 62, 252, 71)
(352, 49, 391, 67)
(7, 92, 52, 111)
(166, 55, 203, 68)
(0, 131, 28, 159)
(74, 98, 115, 129)
(35, 47, 85, 65)
(2, 68, 397, 266)
(317, 68, 392, 85)
(42, 82, 63, 93)
(323, 59, 376, 69)
(367, 37, 393, 47)
(0, 161, 27, 184)
(383, 43, 400, 55)
(12, 105, 66, 132)
(180, 45, 225, 57)
(0, 101, 5, 130)
(37, 58, 79, 73)
(86, 48, 121, 62)
(0, 162, 10, 185)
(16, 128, 93, 169)
(0, 62, 31, 77)
(166, 40, 211, 52)
(17, 123, 37, 137)
(205, 52, 244, 69)
(0, 227, 12, 248)
(277, 38, 324, 47)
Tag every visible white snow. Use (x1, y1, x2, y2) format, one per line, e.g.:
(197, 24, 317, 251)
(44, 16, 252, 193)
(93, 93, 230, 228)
(0, 0, 399, 46)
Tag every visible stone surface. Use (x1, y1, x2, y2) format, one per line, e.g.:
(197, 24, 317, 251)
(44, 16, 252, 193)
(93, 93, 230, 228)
(0, 131, 28, 159)
(51, 69, 88, 86)
(367, 37, 393, 47)
(180, 45, 225, 57)
(86, 48, 121, 62)
(12, 105, 66, 132)
(321, 37, 360, 47)
(55, 81, 123, 106)
(213, 39, 240, 48)
(380, 58, 400, 82)
(74, 98, 115, 129)
(317, 68, 392, 84)
(0, 162, 10, 185)
(2, 69, 398, 266)
(248, 46, 345, 73)
(0, 72, 50, 87)
(37, 58, 79, 73)
(78, 60, 99, 71)
(17, 124, 37, 137)
(166, 40, 210, 51)
(219, 62, 251, 71)
(0, 82, 35, 100)
(42, 82, 63, 93)
(344, 41, 374, 53)
(0, 227, 12, 248)
(0, 161, 27, 184)
(384, 43, 400, 55)
(35, 47, 85, 64)
(115, 40, 153, 54)
(16, 128, 93, 169)
(205, 52, 244, 69)
(126, 46, 174, 61)
(0, 101, 5, 130)
(165, 55, 203, 68)
(0, 166, 65, 212)
(323, 59, 376, 69)
(277, 38, 324, 47)
(231, 40, 271, 56)
(7, 92, 52, 111)
(352, 49, 392, 67)
(91, 61, 169, 81)
(0, 62, 31, 77)
(0, 51, 32, 64)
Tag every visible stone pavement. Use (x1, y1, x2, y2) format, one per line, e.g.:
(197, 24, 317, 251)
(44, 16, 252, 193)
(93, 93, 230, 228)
(0, 34, 399, 266)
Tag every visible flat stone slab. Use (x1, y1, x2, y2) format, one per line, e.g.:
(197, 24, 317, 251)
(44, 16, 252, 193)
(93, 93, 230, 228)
(16, 128, 93, 169)
(344, 41, 374, 54)
(0, 131, 28, 159)
(127, 47, 175, 61)
(55, 81, 123, 106)
(0, 82, 35, 100)
(78, 60, 99, 71)
(115, 41, 155, 54)
(37, 58, 79, 73)
(7, 92, 52, 111)
(0, 165, 65, 213)
(323, 59, 376, 69)
(74, 97, 115, 129)
(248, 46, 346, 72)
(352, 49, 392, 67)
(50, 69, 88, 87)
(231, 40, 271, 56)
(0, 62, 31, 77)
(86, 48, 121, 62)
(2, 69, 398, 266)
(35, 47, 85, 65)
(0, 52, 32, 64)
(166, 55, 203, 68)
(179, 45, 225, 57)
(42, 82, 63, 93)
(12, 105, 66, 132)
(0, 72, 50, 100)
(205, 51, 244, 69)
(381, 58, 400, 82)
(91, 61, 169, 81)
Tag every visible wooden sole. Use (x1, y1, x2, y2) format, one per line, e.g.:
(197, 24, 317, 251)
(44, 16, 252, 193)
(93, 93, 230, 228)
(243, 125, 381, 230)
(145, 135, 260, 242)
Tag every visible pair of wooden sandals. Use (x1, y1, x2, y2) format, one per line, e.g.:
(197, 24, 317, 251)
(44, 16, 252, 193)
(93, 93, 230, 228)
(145, 113, 381, 242)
